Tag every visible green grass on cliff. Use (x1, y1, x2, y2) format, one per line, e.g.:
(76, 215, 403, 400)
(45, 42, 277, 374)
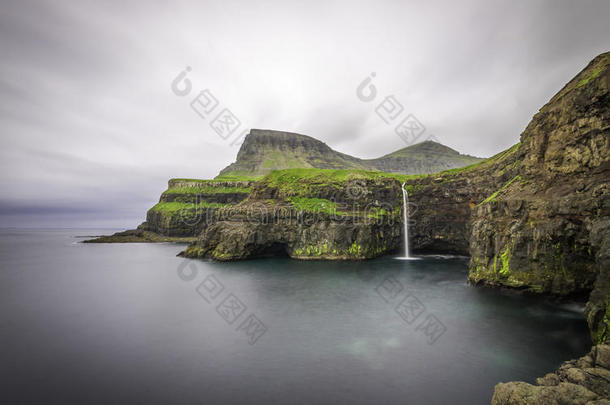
(163, 186, 251, 195)
(577, 66, 604, 88)
(175, 175, 263, 182)
(260, 152, 312, 170)
(214, 172, 265, 181)
(438, 142, 523, 177)
(480, 175, 522, 204)
(576, 54, 609, 88)
(170, 178, 215, 183)
(261, 168, 427, 193)
(150, 201, 227, 213)
(288, 197, 344, 215)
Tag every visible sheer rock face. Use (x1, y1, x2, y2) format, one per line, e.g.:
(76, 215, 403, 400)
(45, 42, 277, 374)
(465, 53, 610, 344)
(218, 129, 483, 177)
(181, 207, 402, 261)
(482, 53, 610, 404)
(492, 345, 610, 405)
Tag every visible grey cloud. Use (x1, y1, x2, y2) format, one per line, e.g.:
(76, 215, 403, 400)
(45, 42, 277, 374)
(1, 0, 609, 227)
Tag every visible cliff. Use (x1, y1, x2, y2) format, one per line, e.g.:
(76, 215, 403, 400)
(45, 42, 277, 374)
(218, 129, 483, 177)
(468, 52, 609, 338)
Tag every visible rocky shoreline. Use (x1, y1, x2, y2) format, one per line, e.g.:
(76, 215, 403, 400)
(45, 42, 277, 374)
(83, 229, 196, 243)
(492, 345, 610, 404)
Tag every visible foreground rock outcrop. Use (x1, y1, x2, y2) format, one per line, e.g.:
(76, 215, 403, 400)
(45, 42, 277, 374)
(492, 345, 610, 404)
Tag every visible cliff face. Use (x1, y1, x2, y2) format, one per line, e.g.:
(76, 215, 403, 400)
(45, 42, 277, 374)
(468, 53, 609, 298)
(467, 53, 610, 347)
(218, 129, 483, 177)
(466, 53, 610, 404)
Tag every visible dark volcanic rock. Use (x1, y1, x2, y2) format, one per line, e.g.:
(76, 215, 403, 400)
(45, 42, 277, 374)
(468, 52, 610, 297)
(492, 345, 610, 404)
(182, 204, 401, 261)
(465, 53, 610, 341)
(83, 229, 196, 243)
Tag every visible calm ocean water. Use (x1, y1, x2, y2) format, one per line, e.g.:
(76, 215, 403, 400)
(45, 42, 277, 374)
(0, 229, 591, 404)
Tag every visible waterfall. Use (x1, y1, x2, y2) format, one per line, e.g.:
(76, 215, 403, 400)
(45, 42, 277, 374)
(401, 182, 410, 259)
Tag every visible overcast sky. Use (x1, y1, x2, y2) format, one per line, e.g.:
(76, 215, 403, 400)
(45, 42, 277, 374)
(1, 0, 608, 228)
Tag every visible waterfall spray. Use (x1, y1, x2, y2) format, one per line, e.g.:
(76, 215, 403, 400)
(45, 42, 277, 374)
(401, 182, 410, 259)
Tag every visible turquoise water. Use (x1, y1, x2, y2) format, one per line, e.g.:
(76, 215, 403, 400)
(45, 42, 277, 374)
(0, 229, 591, 404)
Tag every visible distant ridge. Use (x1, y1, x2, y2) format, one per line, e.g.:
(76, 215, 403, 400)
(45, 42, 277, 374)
(217, 129, 483, 178)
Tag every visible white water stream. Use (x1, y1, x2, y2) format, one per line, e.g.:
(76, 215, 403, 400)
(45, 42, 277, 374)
(401, 182, 411, 259)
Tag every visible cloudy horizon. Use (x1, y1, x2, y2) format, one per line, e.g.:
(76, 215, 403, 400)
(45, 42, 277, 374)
(1, 0, 609, 228)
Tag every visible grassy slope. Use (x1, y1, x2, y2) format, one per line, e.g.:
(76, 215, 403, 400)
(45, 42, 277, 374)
(366, 140, 483, 170)
(149, 201, 228, 213)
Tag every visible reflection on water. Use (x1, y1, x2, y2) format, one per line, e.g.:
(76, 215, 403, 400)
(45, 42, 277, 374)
(1, 229, 592, 405)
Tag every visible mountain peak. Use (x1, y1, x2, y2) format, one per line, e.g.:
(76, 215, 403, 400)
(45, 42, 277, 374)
(217, 130, 483, 178)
